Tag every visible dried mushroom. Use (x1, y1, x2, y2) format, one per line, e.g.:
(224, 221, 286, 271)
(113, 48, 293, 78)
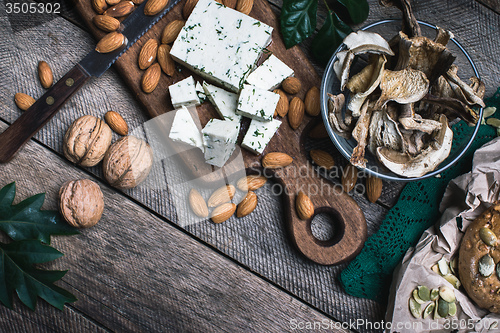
(375, 68, 429, 109)
(398, 103, 442, 134)
(327, 93, 353, 138)
(444, 65, 486, 108)
(350, 100, 372, 168)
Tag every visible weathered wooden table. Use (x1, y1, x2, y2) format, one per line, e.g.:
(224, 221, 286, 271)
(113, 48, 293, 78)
(0, 0, 499, 332)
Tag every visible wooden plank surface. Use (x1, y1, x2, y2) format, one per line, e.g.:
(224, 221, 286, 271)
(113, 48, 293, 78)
(0, 119, 349, 333)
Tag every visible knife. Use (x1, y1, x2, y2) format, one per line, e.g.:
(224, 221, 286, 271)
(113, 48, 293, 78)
(0, 0, 181, 163)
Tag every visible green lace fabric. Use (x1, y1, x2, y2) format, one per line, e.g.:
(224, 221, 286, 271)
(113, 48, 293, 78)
(340, 88, 500, 303)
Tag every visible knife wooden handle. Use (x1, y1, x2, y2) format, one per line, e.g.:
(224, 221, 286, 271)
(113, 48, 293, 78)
(0, 64, 90, 163)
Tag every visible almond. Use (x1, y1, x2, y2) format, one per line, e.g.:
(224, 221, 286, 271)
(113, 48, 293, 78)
(310, 149, 334, 169)
(211, 203, 236, 224)
(273, 88, 288, 117)
(262, 152, 293, 169)
(93, 15, 120, 32)
(296, 191, 314, 220)
(96, 32, 126, 53)
(308, 122, 329, 139)
(161, 20, 185, 44)
(223, 0, 237, 8)
(141, 63, 161, 93)
(144, 0, 169, 15)
(104, 1, 135, 17)
(92, 0, 108, 14)
(342, 164, 358, 193)
(236, 0, 253, 15)
(157, 44, 175, 76)
(237, 191, 257, 218)
(37, 61, 53, 89)
(182, 0, 198, 19)
(288, 97, 304, 130)
(189, 189, 208, 218)
(131, 0, 145, 4)
(366, 175, 383, 203)
(14, 93, 35, 111)
(104, 111, 129, 136)
(106, 0, 121, 5)
(236, 175, 267, 191)
(304, 86, 321, 116)
(138, 38, 158, 70)
(207, 184, 236, 207)
(282, 76, 301, 94)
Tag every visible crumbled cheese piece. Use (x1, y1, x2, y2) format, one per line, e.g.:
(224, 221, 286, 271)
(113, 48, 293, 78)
(202, 118, 240, 167)
(169, 76, 200, 108)
(170, 0, 273, 92)
(195, 81, 207, 103)
(203, 82, 241, 122)
(245, 54, 294, 91)
(242, 118, 281, 154)
(169, 106, 204, 151)
(236, 84, 280, 121)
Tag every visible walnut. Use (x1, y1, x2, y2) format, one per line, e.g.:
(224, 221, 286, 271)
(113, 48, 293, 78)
(102, 136, 153, 189)
(63, 115, 113, 167)
(59, 179, 104, 228)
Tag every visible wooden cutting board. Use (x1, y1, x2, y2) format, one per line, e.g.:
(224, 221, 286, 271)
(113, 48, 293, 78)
(74, 0, 366, 265)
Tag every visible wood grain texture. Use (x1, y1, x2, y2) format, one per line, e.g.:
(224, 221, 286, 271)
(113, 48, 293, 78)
(0, 119, 350, 333)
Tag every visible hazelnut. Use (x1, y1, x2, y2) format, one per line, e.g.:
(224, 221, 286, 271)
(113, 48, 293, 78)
(63, 115, 113, 167)
(103, 136, 153, 189)
(59, 179, 104, 228)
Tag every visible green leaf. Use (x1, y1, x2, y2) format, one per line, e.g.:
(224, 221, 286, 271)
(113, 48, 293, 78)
(337, 0, 369, 24)
(312, 11, 352, 65)
(280, 0, 318, 49)
(0, 182, 79, 244)
(0, 240, 77, 310)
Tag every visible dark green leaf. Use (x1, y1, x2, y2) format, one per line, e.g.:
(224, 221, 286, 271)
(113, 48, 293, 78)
(312, 11, 352, 65)
(280, 0, 318, 49)
(0, 182, 79, 244)
(0, 240, 77, 310)
(337, 0, 369, 24)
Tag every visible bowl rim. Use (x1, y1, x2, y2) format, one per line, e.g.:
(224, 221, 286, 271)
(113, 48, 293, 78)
(320, 19, 484, 182)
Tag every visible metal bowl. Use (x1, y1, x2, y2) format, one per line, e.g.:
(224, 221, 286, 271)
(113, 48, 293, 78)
(320, 19, 483, 182)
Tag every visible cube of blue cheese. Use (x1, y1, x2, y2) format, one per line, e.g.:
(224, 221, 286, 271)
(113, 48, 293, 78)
(245, 54, 294, 91)
(202, 119, 240, 167)
(203, 82, 241, 122)
(236, 84, 280, 121)
(242, 118, 281, 154)
(169, 106, 204, 151)
(169, 76, 200, 108)
(170, 0, 273, 92)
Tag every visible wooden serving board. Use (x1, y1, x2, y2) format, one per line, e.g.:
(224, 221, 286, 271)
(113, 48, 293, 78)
(74, 0, 366, 265)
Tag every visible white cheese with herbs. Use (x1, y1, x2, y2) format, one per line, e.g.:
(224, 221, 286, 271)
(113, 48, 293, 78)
(169, 106, 204, 151)
(195, 81, 207, 103)
(245, 54, 294, 90)
(236, 84, 280, 121)
(169, 76, 200, 108)
(170, 0, 273, 92)
(203, 82, 241, 122)
(202, 118, 240, 167)
(242, 118, 281, 154)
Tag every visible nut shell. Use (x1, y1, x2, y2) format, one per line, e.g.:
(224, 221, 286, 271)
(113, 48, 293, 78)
(63, 115, 113, 167)
(59, 179, 104, 228)
(103, 136, 154, 189)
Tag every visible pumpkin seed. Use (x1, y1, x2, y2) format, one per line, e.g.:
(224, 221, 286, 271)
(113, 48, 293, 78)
(423, 302, 435, 319)
(439, 286, 456, 303)
(490, 321, 499, 329)
(431, 264, 440, 274)
(483, 106, 497, 118)
(479, 254, 495, 277)
(438, 257, 450, 275)
(448, 301, 457, 316)
(479, 227, 498, 246)
(433, 300, 441, 319)
(444, 274, 461, 289)
(450, 257, 458, 274)
(437, 298, 449, 318)
(486, 118, 500, 128)
(497, 262, 500, 280)
(418, 286, 431, 302)
(430, 288, 439, 301)
(409, 297, 422, 318)
(413, 289, 425, 304)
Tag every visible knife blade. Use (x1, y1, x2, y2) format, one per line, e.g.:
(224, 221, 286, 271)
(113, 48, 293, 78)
(0, 0, 182, 163)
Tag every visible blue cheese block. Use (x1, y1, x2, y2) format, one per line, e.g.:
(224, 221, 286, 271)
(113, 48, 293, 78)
(245, 54, 294, 91)
(202, 119, 240, 167)
(202, 82, 241, 122)
(169, 76, 200, 108)
(236, 84, 280, 121)
(169, 106, 204, 152)
(170, 0, 273, 92)
(242, 118, 281, 154)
